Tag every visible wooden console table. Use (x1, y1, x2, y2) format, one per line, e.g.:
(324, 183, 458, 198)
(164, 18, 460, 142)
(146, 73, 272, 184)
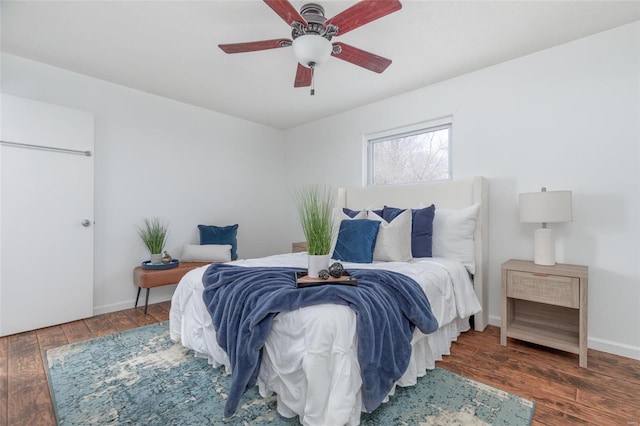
(133, 261, 210, 314)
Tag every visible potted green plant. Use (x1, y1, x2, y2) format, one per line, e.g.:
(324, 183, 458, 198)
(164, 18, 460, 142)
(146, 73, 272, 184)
(136, 218, 169, 264)
(293, 184, 334, 278)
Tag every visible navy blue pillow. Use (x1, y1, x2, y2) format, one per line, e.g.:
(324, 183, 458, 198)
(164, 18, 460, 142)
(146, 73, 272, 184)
(198, 224, 239, 260)
(382, 204, 435, 258)
(342, 208, 361, 218)
(343, 207, 383, 218)
(332, 219, 380, 263)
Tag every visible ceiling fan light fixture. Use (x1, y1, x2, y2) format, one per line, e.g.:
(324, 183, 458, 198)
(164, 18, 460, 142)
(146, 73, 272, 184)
(292, 35, 332, 68)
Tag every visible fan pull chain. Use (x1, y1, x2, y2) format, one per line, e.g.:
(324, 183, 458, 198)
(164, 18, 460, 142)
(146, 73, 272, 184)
(310, 66, 315, 96)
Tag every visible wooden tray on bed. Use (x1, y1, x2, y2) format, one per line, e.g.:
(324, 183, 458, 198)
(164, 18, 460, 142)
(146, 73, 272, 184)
(296, 271, 358, 288)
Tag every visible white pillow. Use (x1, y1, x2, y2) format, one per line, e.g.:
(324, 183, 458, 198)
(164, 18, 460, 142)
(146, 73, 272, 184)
(330, 208, 367, 253)
(367, 210, 413, 262)
(432, 203, 480, 274)
(181, 244, 232, 262)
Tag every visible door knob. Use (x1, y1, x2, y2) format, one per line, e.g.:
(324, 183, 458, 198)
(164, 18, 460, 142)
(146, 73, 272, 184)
(81, 219, 92, 227)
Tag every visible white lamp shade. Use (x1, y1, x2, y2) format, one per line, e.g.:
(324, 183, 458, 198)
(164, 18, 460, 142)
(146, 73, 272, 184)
(519, 190, 572, 223)
(293, 35, 332, 68)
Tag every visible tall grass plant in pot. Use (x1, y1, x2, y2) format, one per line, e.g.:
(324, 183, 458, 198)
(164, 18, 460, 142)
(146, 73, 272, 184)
(293, 185, 334, 278)
(136, 218, 169, 264)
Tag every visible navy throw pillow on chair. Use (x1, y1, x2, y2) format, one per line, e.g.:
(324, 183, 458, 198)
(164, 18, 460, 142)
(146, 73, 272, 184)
(198, 224, 239, 260)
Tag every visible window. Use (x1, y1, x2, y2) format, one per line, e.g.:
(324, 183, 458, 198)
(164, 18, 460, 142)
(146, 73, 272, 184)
(365, 118, 452, 186)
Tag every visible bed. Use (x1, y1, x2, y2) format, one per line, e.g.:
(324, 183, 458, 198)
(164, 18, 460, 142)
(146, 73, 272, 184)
(169, 176, 489, 426)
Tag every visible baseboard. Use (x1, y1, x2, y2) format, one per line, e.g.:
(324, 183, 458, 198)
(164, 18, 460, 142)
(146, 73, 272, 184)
(589, 336, 640, 361)
(488, 314, 501, 328)
(93, 301, 134, 315)
(486, 314, 640, 361)
(93, 292, 174, 316)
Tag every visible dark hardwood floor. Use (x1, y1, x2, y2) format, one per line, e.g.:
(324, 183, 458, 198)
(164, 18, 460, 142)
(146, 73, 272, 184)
(1, 302, 639, 425)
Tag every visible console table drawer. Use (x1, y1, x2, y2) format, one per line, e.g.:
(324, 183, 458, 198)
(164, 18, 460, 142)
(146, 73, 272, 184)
(507, 271, 579, 308)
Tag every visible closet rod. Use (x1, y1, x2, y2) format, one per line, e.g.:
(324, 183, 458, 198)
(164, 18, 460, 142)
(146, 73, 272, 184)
(0, 140, 92, 156)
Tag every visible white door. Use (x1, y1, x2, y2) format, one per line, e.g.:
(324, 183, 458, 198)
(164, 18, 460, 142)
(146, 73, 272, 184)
(0, 95, 94, 336)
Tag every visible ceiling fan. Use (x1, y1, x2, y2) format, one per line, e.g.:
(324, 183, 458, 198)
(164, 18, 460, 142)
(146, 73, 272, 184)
(219, 0, 402, 95)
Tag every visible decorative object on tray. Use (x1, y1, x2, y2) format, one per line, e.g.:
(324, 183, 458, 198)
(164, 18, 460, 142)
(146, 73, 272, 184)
(161, 251, 172, 264)
(142, 259, 179, 270)
(136, 218, 169, 264)
(307, 253, 330, 278)
(296, 269, 357, 288)
(328, 262, 344, 278)
(293, 184, 335, 278)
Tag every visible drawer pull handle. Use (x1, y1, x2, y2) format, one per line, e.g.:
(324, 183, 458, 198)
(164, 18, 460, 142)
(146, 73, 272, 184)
(532, 273, 549, 277)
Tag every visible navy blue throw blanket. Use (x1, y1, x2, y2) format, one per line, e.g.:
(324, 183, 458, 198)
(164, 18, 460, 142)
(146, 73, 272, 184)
(202, 263, 439, 418)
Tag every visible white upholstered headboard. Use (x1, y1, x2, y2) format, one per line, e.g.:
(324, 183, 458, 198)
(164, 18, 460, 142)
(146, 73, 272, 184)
(336, 176, 489, 331)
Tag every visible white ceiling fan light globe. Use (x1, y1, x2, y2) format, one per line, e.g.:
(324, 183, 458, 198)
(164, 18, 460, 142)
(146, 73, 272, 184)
(292, 35, 332, 68)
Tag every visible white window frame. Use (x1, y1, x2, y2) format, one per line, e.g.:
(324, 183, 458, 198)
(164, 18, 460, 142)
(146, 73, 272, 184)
(363, 116, 453, 187)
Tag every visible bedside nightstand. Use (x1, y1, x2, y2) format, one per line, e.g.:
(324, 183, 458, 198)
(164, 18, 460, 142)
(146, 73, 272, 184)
(501, 259, 589, 367)
(292, 242, 308, 253)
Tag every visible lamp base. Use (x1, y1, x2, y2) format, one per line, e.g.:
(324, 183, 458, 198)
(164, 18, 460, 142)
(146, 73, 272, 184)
(533, 228, 556, 266)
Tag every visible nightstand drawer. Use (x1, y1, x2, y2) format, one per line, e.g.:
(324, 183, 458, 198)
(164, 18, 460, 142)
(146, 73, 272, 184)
(507, 271, 579, 308)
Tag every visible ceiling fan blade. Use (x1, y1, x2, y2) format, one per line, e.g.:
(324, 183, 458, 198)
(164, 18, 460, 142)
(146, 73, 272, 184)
(332, 42, 392, 73)
(219, 39, 292, 54)
(294, 63, 313, 87)
(325, 0, 402, 36)
(264, 0, 308, 27)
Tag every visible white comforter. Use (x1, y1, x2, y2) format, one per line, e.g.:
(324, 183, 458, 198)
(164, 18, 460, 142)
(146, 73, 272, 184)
(169, 252, 481, 426)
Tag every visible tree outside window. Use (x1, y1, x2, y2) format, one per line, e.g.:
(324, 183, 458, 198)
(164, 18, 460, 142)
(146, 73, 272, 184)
(367, 122, 451, 186)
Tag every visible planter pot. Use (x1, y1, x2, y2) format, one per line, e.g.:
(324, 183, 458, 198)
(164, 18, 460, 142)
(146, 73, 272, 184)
(150, 253, 163, 265)
(307, 254, 330, 279)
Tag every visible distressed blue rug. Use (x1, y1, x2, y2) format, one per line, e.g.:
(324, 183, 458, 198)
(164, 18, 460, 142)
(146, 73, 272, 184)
(46, 322, 535, 425)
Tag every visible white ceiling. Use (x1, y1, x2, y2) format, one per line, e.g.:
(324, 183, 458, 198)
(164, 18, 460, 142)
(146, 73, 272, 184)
(2, 1, 639, 130)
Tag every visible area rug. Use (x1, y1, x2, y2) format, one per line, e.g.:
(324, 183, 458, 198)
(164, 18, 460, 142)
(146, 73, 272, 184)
(46, 322, 535, 425)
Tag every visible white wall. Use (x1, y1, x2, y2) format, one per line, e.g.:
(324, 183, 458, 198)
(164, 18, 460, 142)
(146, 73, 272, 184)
(1, 53, 289, 313)
(2, 21, 638, 360)
(283, 22, 640, 359)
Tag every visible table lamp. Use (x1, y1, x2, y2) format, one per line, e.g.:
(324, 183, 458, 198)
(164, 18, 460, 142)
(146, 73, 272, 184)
(519, 187, 572, 265)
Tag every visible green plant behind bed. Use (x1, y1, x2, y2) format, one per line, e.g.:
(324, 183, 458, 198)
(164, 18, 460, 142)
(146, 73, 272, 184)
(293, 184, 334, 256)
(136, 218, 169, 254)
